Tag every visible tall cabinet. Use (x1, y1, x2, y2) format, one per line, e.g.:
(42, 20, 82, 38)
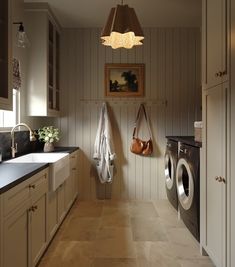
(201, 0, 234, 266)
(0, 0, 12, 110)
(230, 1, 235, 266)
(24, 3, 61, 117)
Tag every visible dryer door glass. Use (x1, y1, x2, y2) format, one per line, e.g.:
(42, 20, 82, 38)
(165, 153, 174, 190)
(176, 158, 194, 210)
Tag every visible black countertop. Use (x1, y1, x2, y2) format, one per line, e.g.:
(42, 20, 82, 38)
(166, 136, 202, 148)
(0, 163, 49, 194)
(0, 146, 79, 194)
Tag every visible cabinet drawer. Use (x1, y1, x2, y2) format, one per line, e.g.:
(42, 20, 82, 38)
(3, 180, 31, 217)
(30, 169, 48, 203)
(3, 169, 48, 216)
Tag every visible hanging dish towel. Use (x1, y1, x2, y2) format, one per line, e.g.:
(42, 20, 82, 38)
(13, 58, 21, 90)
(93, 102, 116, 183)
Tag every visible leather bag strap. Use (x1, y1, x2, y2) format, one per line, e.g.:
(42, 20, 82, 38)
(133, 104, 153, 139)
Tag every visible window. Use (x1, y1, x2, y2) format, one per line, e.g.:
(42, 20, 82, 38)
(0, 89, 20, 129)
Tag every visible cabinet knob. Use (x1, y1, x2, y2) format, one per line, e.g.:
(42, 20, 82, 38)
(29, 184, 36, 189)
(31, 205, 38, 212)
(72, 167, 76, 170)
(215, 71, 226, 77)
(215, 71, 223, 77)
(222, 70, 227, 76)
(215, 176, 226, 183)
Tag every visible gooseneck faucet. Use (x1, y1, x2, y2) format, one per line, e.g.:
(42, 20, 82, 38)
(11, 123, 36, 158)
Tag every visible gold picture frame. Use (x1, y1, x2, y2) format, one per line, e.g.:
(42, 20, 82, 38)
(105, 63, 145, 97)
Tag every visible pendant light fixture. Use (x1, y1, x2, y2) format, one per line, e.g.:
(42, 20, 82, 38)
(13, 22, 30, 48)
(101, 0, 144, 49)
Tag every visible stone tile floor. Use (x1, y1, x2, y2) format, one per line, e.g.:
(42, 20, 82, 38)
(38, 200, 215, 267)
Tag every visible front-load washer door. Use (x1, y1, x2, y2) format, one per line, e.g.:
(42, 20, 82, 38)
(164, 152, 175, 190)
(176, 158, 194, 210)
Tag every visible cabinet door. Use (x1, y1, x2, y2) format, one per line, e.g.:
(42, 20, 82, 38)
(30, 194, 47, 267)
(0, 0, 12, 110)
(202, 0, 228, 89)
(47, 190, 58, 241)
(3, 203, 29, 267)
(204, 84, 227, 267)
(57, 183, 65, 223)
(72, 166, 78, 200)
(64, 174, 73, 211)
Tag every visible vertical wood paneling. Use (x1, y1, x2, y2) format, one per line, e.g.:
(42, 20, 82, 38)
(59, 28, 201, 200)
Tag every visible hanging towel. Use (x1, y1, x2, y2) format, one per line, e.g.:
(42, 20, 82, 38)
(93, 102, 116, 183)
(13, 58, 21, 90)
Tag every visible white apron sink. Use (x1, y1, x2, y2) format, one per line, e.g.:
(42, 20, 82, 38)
(6, 153, 70, 191)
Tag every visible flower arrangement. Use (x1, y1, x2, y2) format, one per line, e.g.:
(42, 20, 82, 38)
(38, 126, 60, 144)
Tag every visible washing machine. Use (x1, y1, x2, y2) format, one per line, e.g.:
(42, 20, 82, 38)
(164, 139, 178, 210)
(176, 141, 200, 241)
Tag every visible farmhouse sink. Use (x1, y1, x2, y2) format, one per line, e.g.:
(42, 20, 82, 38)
(6, 153, 70, 191)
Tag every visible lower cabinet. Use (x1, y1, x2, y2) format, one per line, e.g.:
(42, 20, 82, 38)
(2, 168, 48, 267)
(47, 150, 79, 242)
(201, 83, 228, 267)
(0, 149, 79, 267)
(3, 201, 29, 267)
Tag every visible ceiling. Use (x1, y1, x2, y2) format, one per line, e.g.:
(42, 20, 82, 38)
(24, 0, 202, 28)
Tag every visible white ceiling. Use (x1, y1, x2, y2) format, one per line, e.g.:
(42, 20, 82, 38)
(24, 0, 202, 28)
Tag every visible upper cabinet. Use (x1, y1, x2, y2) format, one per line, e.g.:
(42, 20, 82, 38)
(202, 0, 229, 90)
(25, 3, 61, 117)
(0, 0, 12, 110)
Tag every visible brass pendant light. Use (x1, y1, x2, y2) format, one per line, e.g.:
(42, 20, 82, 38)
(101, 1, 144, 49)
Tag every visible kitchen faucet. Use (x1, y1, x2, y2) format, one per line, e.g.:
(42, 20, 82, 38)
(11, 123, 36, 158)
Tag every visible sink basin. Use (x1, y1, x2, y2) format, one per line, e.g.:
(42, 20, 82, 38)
(6, 153, 70, 191)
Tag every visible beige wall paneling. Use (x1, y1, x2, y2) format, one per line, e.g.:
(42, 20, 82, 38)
(58, 28, 201, 200)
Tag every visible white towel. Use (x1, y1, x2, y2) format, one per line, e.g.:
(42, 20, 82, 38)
(93, 102, 116, 183)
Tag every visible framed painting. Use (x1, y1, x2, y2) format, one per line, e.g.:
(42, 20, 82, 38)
(105, 63, 145, 97)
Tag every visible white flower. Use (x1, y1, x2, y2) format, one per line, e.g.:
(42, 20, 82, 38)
(38, 126, 60, 143)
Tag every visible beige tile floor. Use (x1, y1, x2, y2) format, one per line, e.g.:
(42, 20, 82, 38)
(38, 200, 215, 267)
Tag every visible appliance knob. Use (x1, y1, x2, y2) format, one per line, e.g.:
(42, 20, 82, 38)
(179, 148, 187, 154)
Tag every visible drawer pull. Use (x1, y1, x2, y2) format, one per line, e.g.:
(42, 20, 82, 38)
(29, 184, 36, 189)
(72, 167, 76, 170)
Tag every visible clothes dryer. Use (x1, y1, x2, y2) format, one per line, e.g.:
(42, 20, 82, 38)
(176, 141, 200, 241)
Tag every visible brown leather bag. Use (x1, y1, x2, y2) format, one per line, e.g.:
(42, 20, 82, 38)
(130, 104, 153, 156)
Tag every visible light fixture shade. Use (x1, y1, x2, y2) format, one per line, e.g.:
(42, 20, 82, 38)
(14, 22, 30, 48)
(16, 31, 30, 48)
(101, 4, 144, 49)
